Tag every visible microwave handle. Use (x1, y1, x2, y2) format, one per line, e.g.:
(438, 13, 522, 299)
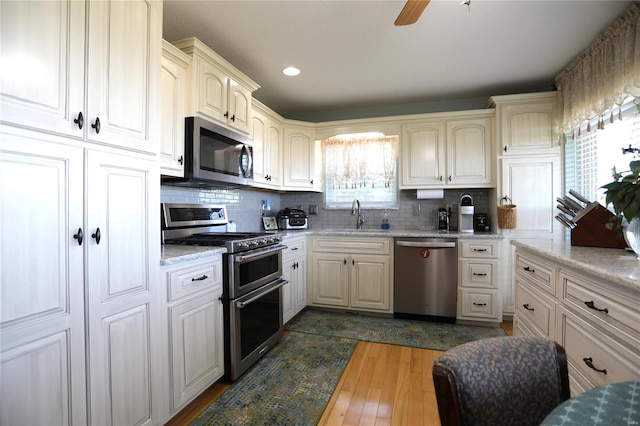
(240, 145, 252, 178)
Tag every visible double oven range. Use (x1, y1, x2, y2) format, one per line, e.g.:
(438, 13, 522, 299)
(162, 203, 286, 380)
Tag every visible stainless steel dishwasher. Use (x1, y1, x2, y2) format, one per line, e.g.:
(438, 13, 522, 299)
(394, 238, 457, 322)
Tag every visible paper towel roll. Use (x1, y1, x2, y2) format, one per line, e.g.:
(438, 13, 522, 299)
(416, 189, 444, 199)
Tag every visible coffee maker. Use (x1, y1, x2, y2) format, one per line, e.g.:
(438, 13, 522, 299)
(459, 194, 474, 233)
(438, 208, 449, 230)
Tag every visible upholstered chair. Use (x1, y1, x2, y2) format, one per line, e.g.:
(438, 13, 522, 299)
(432, 336, 570, 426)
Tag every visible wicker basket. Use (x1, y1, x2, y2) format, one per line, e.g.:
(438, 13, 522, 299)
(497, 197, 517, 229)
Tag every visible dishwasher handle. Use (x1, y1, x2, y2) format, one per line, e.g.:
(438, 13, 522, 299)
(396, 240, 456, 248)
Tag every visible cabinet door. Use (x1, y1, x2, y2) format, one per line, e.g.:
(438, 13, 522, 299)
(169, 290, 224, 412)
(501, 155, 561, 236)
(251, 110, 269, 185)
(283, 125, 316, 189)
(86, 0, 161, 152)
(293, 256, 307, 315)
(0, 130, 87, 425)
(267, 120, 283, 187)
(500, 102, 557, 155)
(161, 42, 190, 176)
(400, 122, 446, 188)
(85, 150, 159, 426)
(282, 261, 295, 323)
(350, 255, 390, 311)
(228, 79, 252, 134)
(447, 118, 493, 186)
(0, 0, 85, 138)
(310, 253, 349, 307)
(196, 58, 228, 126)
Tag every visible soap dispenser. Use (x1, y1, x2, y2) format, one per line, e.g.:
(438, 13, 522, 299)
(381, 210, 390, 229)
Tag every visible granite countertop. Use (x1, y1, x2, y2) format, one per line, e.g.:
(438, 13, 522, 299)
(311, 229, 503, 239)
(512, 240, 640, 292)
(161, 245, 226, 266)
(161, 229, 503, 266)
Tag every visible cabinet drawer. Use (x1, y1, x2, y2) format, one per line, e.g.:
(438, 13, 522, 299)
(458, 289, 499, 320)
(557, 306, 640, 388)
(459, 240, 500, 258)
(312, 237, 390, 255)
(167, 258, 222, 302)
(459, 259, 497, 288)
(514, 277, 556, 338)
(560, 270, 640, 343)
(283, 237, 306, 261)
(514, 252, 557, 296)
(513, 312, 547, 338)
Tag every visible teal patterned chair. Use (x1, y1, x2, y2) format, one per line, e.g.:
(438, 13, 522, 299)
(432, 336, 570, 426)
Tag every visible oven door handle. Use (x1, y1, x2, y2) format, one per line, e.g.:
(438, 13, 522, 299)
(236, 278, 288, 309)
(234, 244, 287, 262)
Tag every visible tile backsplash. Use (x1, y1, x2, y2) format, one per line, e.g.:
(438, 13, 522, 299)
(161, 185, 492, 232)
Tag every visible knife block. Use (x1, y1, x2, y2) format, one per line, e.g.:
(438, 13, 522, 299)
(571, 203, 627, 248)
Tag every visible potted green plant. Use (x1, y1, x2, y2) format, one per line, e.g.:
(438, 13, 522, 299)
(602, 159, 640, 258)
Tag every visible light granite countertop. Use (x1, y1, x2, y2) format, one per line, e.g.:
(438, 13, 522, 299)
(161, 229, 502, 266)
(511, 240, 640, 292)
(161, 245, 226, 266)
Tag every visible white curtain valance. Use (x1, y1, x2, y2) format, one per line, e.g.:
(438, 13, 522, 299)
(321, 135, 398, 189)
(555, 3, 640, 133)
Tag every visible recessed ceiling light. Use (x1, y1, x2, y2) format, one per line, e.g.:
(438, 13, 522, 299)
(282, 66, 300, 77)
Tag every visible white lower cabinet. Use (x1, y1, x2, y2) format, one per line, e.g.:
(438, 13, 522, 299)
(162, 256, 225, 416)
(309, 237, 392, 313)
(456, 239, 502, 325)
(282, 236, 307, 323)
(514, 246, 640, 395)
(0, 127, 162, 425)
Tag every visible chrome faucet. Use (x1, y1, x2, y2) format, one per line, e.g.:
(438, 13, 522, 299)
(351, 199, 365, 229)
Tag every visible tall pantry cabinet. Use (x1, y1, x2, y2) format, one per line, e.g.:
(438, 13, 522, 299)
(488, 92, 563, 316)
(0, 1, 163, 425)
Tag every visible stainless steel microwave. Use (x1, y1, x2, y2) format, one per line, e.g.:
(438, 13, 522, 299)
(162, 116, 253, 188)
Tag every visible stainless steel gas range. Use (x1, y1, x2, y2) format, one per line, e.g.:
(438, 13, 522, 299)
(161, 203, 287, 380)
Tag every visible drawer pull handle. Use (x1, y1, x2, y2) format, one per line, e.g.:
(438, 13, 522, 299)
(473, 302, 487, 306)
(473, 273, 487, 276)
(584, 300, 609, 314)
(583, 357, 607, 375)
(191, 275, 209, 282)
(291, 247, 299, 251)
(473, 248, 487, 252)
(523, 266, 535, 273)
(523, 303, 534, 312)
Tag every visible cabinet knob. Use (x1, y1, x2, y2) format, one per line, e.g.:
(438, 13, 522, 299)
(439, 176, 443, 182)
(231, 114, 235, 122)
(91, 117, 101, 134)
(178, 155, 183, 165)
(504, 145, 507, 152)
(74, 112, 84, 129)
(448, 175, 452, 182)
(92, 228, 101, 244)
(224, 111, 229, 118)
(73, 228, 84, 245)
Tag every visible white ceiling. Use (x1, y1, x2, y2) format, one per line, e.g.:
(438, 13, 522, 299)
(162, 0, 632, 121)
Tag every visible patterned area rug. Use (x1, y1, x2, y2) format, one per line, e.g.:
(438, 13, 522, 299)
(192, 309, 506, 425)
(285, 309, 506, 351)
(191, 332, 357, 426)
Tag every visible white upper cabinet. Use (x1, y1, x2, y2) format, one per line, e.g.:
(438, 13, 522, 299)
(283, 123, 317, 190)
(251, 103, 283, 189)
(161, 41, 191, 176)
(447, 117, 493, 186)
(1, 0, 85, 137)
(1, 0, 162, 154)
(400, 111, 494, 189)
(173, 37, 260, 135)
(489, 92, 559, 155)
(400, 121, 446, 188)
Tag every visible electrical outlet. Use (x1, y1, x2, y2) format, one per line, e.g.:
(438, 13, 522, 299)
(413, 205, 421, 216)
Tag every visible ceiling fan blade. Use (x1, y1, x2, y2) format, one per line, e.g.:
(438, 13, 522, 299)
(394, 0, 430, 26)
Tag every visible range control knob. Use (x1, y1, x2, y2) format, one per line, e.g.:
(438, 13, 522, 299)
(238, 242, 249, 250)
